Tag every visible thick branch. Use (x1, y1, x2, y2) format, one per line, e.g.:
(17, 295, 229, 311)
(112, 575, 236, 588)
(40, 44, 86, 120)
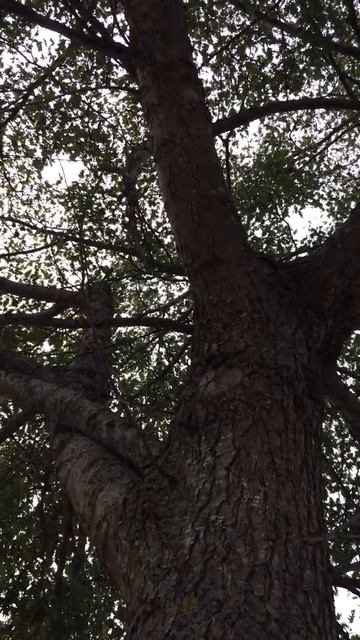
(122, 0, 249, 286)
(0, 367, 144, 472)
(1, 0, 132, 71)
(52, 430, 137, 593)
(0, 348, 59, 381)
(0, 322, 164, 594)
(0, 303, 67, 328)
(63, 281, 114, 403)
(288, 205, 360, 352)
(213, 96, 360, 135)
(0, 276, 79, 306)
(0, 311, 193, 334)
(1, 282, 156, 596)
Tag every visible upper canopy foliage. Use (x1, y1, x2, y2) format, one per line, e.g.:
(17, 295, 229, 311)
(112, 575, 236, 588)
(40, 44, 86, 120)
(0, 0, 360, 638)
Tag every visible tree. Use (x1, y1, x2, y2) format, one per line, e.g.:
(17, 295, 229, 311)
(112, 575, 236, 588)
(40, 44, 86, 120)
(0, 0, 360, 637)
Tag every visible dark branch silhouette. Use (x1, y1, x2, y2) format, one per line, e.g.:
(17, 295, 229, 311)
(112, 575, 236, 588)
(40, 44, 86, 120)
(213, 96, 360, 135)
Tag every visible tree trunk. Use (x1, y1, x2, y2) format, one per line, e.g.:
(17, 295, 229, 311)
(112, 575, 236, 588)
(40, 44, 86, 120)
(117, 265, 338, 639)
(0, 2, 349, 638)
(112, 4, 338, 635)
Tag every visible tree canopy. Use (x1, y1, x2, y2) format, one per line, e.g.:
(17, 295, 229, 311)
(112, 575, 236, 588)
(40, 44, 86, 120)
(0, 1, 360, 638)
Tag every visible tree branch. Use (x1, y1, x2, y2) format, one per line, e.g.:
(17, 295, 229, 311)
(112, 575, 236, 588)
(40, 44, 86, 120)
(0, 348, 61, 383)
(0, 276, 79, 306)
(1, 46, 72, 130)
(333, 574, 360, 596)
(58, 281, 114, 405)
(121, 0, 249, 287)
(0, 215, 185, 276)
(343, 0, 360, 44)
(52, 430, 137, 592)
(213, 96, 360, 135)
(288, 205, 360, 355)
(0, 239, 60, 259)
(333, 560, 360, 576)
(268, 14, 360, 60)
(324, 369, 360, 444)
(0, 282, 161, 595)
(1, 0, 133, 71)
(0, 366, 144, 473)
(0, 311, 193, 334)
(0, 408, 34, 444)
(230, 1, 360, 60)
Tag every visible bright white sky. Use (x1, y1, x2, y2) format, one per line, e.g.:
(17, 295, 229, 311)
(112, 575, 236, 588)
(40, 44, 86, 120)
(337, 587, 360, 634)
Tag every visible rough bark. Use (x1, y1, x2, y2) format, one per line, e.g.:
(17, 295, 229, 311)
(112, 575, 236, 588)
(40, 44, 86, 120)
(0, 272, 340, 639)
(122, 0, 249, 290)
(116, 255, 338, 638)
(3, 1, 360, 638)
(288, 204, 360, 361)
(103, 2, 339, 637)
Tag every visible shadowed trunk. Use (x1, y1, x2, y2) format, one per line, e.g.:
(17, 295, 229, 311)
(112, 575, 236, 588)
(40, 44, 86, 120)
(116, 258, 338, 639)
(4, 1, 360, 637)
(0, 263, 339, 638)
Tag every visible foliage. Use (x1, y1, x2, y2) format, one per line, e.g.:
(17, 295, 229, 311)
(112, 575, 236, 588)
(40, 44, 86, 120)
(0, 0, 360, 637)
